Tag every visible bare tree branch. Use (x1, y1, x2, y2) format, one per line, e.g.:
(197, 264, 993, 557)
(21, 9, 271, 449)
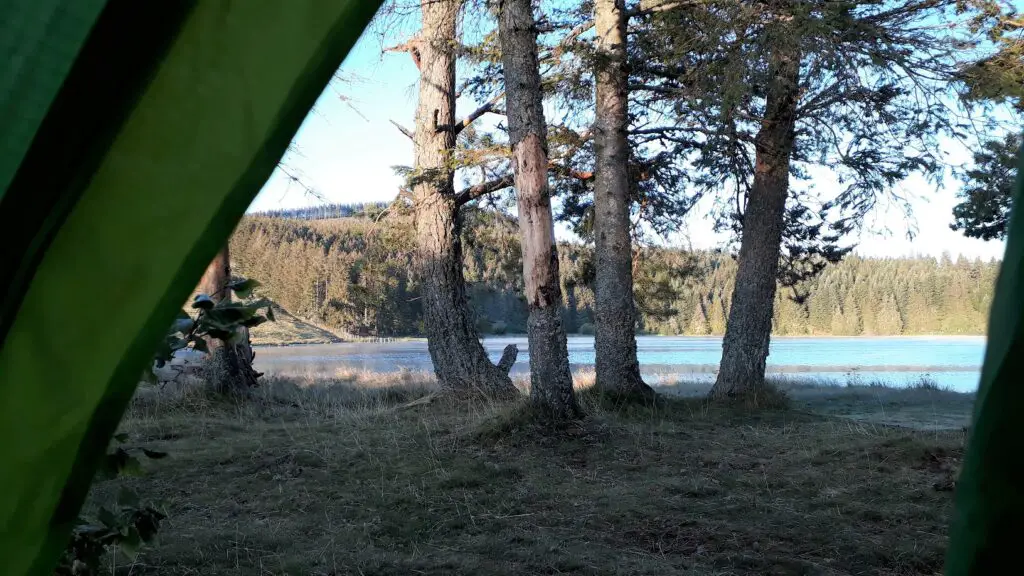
(544, 20, 596, 60)
(276, 162, 326, 203)
(630, 0, 704, 17)
(537, 0, 708, 64)
(390, 119, 414, 140)
(452, 91, 506, 136)
(549, 162, 595, 181)
(454, 173, 515, 206)
(384, 38, 423, 69)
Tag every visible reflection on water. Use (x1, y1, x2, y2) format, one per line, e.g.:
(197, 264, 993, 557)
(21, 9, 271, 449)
(254, 335, 986, 393)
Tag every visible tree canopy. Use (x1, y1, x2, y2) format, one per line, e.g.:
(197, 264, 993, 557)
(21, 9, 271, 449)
(952, 132, 1021, 240)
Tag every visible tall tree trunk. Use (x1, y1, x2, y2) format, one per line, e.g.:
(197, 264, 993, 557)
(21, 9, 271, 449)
(710, 38, 801, 398)
(498, 0, 579, 418)
(412, 0, 518, 397)
(592, 0, 654, 398)
(198, 245, 258, 394)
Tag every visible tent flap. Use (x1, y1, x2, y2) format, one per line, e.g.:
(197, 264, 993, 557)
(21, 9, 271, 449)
(947, 141, 1024, 574)
(0, 1, 380, 574)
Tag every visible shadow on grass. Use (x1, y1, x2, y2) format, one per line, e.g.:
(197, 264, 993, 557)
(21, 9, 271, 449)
(102, 371, 966, 575)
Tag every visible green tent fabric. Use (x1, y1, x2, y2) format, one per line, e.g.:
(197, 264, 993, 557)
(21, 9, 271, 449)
(0, 1, 380, 574)
(0, 1, 107, 197)
(946, 141, 1024, 574)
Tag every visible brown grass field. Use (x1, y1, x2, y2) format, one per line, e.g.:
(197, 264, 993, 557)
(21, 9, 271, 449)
(92, 373, 971, 575)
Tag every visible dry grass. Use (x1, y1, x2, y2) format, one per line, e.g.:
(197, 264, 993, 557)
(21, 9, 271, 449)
(247, 306, 344, 346)
(95, 375, 966, 575)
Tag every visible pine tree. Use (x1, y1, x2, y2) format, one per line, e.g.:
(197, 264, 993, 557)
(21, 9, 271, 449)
(498, 0, 579, 416)
(688, 299, 712, 335)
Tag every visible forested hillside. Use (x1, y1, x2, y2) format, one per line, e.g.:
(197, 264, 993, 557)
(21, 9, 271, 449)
(231, 211, 998, 339)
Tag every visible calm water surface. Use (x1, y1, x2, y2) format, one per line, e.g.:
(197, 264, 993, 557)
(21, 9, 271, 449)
(254, 335, 985, 393)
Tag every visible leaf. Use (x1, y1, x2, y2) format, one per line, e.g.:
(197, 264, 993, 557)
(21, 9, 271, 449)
(171, 317, 194, 335)
(202, 305, 254, 329)
(153, 500, 171, 517)
(168, 336, 188, 352)
(121, 456, 143, 477)
(229, 278, 261, 299)
(141, 448, 168, 459)
(241, 316, 267, 328)
(97, 448, 131, 479)
(117, 487, 141, 509)
(192, 294, 215, 310)
(118, 528, 142, 561)
(189, 337, 209, 353)
(152, 335, 175, 364)
(206, 328, 234, 341)
(97, 507, 118, 529)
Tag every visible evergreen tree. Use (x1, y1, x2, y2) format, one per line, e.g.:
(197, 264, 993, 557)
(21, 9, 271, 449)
(497, 0, 579, 416)
(231, 211, 1000, 339)
(687, 300, 712, 335)
(951, 133, 1020, 240)
(630, 0, 991, 396)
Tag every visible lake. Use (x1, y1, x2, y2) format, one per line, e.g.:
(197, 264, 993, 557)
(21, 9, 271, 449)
(254, 335, 986, 393)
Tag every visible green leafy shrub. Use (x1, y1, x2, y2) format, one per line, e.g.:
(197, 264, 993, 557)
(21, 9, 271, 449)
(149, 278, 274, 384)
(578, 322, 595, 335)
(490, 320, 508, 335)
(56, 436, 168, 575)
(153, 280, 273, 363)
(60, 277, 274, 574)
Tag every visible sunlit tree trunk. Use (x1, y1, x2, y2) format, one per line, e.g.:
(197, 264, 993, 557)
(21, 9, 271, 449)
(592, 0, 654, 398)
(498, 0, 579, 418)
(711, 38, 801, 398)
(412, 0, 518, 397)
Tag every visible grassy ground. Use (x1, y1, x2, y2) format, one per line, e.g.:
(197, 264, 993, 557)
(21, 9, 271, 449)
(96, 375, 967, 575)
(652, 376, 974, 432)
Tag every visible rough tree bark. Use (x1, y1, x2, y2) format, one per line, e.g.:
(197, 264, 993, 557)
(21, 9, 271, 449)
(710, 36, 801, 398)
(592, 0, 654, 398)
(411, 0, 518, 397)
(198, 245, 259, 394)
(498, 0, 579, 418)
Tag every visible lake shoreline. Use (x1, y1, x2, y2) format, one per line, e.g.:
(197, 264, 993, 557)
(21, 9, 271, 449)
(251, 332, 987, 348)
(251, 335, 985, 392)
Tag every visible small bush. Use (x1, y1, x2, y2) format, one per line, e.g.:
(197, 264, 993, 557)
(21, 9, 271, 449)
(490, 320, 508, 335)
(578, 322, 595, 335)
(909, 375, 941, 391)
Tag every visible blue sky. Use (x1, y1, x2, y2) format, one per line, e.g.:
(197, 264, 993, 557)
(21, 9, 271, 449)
(250, 27, 1008, 261)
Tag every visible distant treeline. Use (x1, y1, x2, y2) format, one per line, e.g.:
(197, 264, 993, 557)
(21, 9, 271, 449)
(248, 202, 389, 221)
(230, 211, 998, 338)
